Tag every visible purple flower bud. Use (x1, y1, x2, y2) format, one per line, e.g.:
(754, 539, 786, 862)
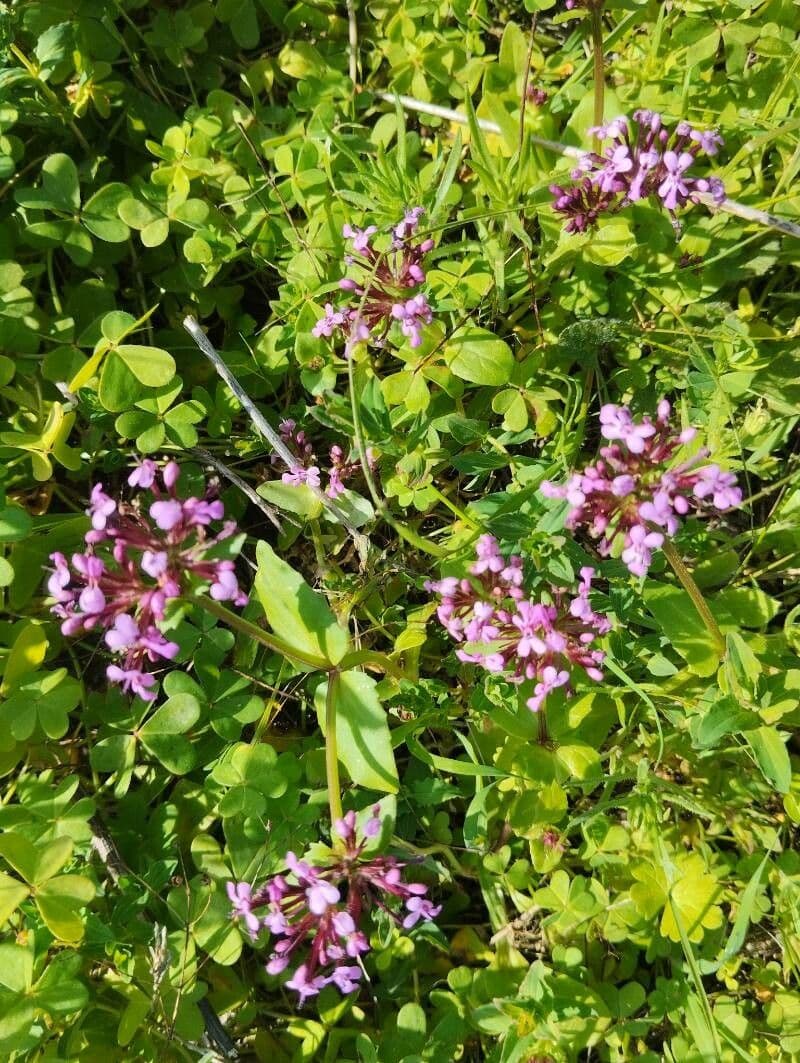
(163, 461, 181, 490)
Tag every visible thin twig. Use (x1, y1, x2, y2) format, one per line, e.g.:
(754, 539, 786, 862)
(89, 815, 127, 886)
(182, 317, 369, 556)
(189, 446, 283, 531)
(378, 92, 800, 240)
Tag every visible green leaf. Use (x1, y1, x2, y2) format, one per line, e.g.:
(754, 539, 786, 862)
(315, 671, 398, 793)
(35, 874, 94, 941)
(32, 952, 89, 1014)
(643, 583, 720, 677)
(115, 344, 176, 386)
(183, 235, 213, 264)
(555, 742, 601, 783)
(211, 742, 286, 800)
(747, 726, 791, 793)
(89, 734, 137, 776)
(0, 873, 29, 924)
(2, 623, 48, 694)
(254, 540, 350, 668)
(258, 480, 323, 519)
(445, 326, 514, 386)
(141, 217, 170, 247)
(0, 833, 72, 885)
(1, 670, 81, 741)
(0, 505, 32, 542)
(691, 696, 758, 749)
(0, 943, 32, 993)
(98, 351, 146, 412)
(139, 693, 201, 775)
(82, 183, 131, 242)
(18, 154, 80, 212)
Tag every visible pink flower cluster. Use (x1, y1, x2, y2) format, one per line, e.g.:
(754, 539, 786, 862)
(540, 400, 742, 577)
(313, 208, 434, 355)
(227, 807, 440, 1004)
(275, 419, 375, 497)
(425, 535, 611, 713)
(47, 460, 246, 701)
(550, 111, 725, 233)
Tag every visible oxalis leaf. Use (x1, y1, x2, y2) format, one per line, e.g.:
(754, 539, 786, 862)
(138, 693, 201, 775)
(444, 326, 514, 386)
(254, 540, 350, 668)
(314, 671, 398, 794)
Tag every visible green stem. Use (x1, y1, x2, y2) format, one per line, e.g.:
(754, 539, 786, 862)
(325, 670, 344, 826)
(46, 250, 62, 315)
(590, 5, 605, 148)
(339, 647, 408, 679)
(346, 354, 446, 558)
(661, 539, 726, 659)
(197, 596, 329, 671)
(537, 705, 549, 745)
(429, 485, 482, 531)
(10, 45, 92, 154)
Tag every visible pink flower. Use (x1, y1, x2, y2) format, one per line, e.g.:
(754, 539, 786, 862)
(46, 461, 247, 701)
(229, 805, 440, 1003)
(87, 484, 116, 531)
(551, 112, 725, 232)
(313, 209, 434, 354)
(427, 536, 611, 714)
(539, 401, 741, 577)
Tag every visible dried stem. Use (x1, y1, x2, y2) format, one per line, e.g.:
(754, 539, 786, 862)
(189, 446, 283, 531)
(182, 316, 369, 556)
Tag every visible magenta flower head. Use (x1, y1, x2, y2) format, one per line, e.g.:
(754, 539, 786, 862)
(312, 208, 434, 355)
(540, 400, 742, 578)
(425, 535, 611, 714)
(550, 112, 725, 233)
(45, 460, 247, 701)
(226, 805, 440, 1004)
(272, 422, 376, 499)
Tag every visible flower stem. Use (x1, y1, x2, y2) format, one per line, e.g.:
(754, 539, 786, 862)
(661, 540, 726, 659)
(537, 705, 549, 745)
(325, 670, 344, 826)
(197, 596, 329, 671)
(346, 354, 446, 558)
(339, 648, 408, 679)
(590, 5, 605, 148)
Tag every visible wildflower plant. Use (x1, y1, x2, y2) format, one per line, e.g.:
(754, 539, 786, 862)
(47, 460, 246, 700)
(275, 418, 375, 497)
(540, 401, 742, 579)
(550, 112, 726, 232)
(313, 208, 434, 355)
(427, 535, 611, 718)
(227, 807, 440, 1004)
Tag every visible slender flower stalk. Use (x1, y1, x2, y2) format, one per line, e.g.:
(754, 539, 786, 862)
(45, 460, 247, 701)
(227, 808, 441, 1004)
(426, 534, 611, 718)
